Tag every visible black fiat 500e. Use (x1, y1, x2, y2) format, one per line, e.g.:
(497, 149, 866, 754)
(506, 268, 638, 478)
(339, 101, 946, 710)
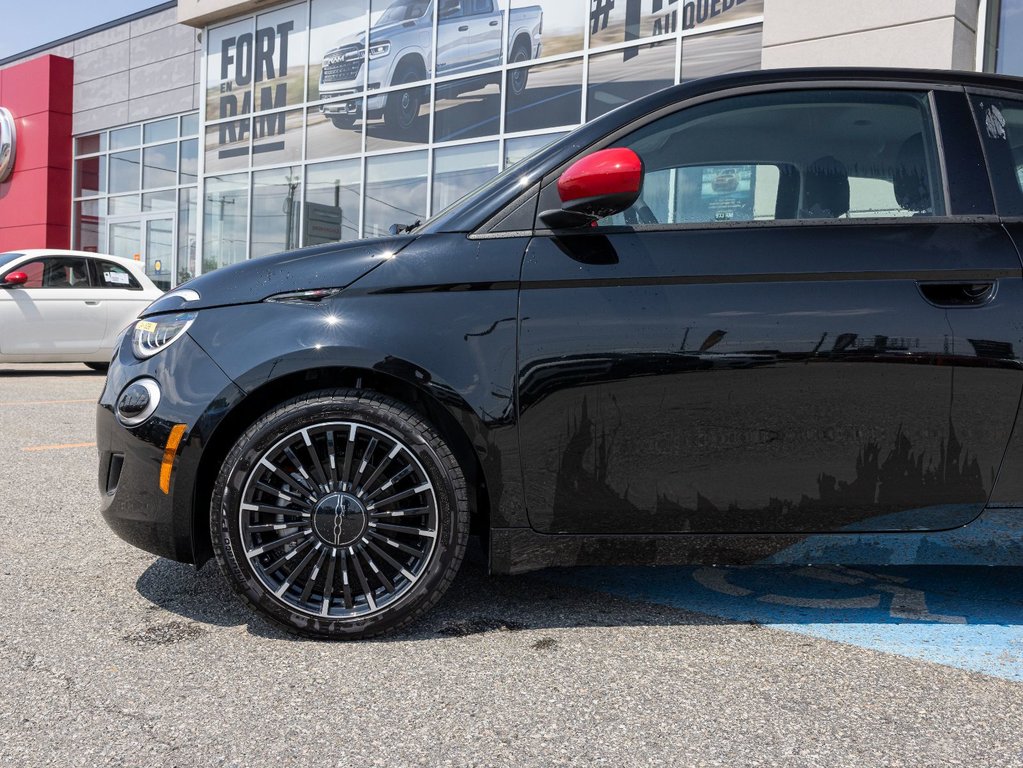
(99, 68, 1023, 638)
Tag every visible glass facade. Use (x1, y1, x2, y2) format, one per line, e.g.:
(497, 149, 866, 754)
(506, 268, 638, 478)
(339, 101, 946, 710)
(72, 114, 200, 290)
(71, 0, 763, 287)
(992, 0, 1023, 76)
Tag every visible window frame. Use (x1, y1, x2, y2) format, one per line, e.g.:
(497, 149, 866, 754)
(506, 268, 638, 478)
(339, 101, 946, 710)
(527, 80, 979, 236)
(966, 87, 1023, 218)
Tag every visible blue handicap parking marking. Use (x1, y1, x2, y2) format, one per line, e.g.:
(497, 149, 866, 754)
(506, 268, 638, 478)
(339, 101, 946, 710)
(548, 566, 1023, 682)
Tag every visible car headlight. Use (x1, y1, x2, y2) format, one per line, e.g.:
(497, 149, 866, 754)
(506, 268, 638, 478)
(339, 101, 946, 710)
(368, 41, 390, 59)
(132, 312, 198, 360)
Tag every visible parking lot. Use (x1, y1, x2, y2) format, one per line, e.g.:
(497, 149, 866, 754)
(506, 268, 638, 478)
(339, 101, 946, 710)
(4, 365, 1023, 766)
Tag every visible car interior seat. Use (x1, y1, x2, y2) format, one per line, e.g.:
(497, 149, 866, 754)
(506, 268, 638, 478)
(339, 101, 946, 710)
(798, 155, 850, 219)
(892, 133, 934, 214)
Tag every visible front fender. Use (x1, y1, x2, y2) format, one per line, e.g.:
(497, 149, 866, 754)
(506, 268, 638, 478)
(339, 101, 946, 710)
(187, 233, 530, 528)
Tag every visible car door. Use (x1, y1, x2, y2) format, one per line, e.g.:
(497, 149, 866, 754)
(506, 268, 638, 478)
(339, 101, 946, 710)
(88, 258, 153, 349)
(464, 0, 501, 71)
(0, 254, 108, 358)
(436, 0, 469, 76)
(967, 90, 1023, 506)
(517, 84, 1022, 535)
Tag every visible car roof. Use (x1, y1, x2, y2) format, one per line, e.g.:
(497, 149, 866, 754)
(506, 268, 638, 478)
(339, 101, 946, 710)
(6, 249, 140, 268)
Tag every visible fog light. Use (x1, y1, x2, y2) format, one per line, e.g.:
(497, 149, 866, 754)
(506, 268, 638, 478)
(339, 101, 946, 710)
(116, 378, 161, 427)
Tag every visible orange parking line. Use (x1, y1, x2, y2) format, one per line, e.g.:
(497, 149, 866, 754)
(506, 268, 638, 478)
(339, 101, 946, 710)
(0, 399, 95, 406)
(21, 442, 97, 452)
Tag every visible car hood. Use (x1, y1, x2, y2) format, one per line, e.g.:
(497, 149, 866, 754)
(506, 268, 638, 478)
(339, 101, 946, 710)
(141, 236, 415, 317)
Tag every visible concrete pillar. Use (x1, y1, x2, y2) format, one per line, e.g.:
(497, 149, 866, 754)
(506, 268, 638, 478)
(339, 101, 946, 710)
(761, 0, 982, 71)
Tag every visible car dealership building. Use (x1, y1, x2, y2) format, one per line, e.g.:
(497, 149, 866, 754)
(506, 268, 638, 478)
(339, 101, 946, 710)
(0, 0, 1019, 289)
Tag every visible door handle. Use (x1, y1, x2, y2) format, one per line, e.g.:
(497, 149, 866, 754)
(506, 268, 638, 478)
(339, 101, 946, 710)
(489, 19, 499, 26)
(458, 24, 469, 31)
(917, 281, 996, 307)
(85, 300, 101, 306)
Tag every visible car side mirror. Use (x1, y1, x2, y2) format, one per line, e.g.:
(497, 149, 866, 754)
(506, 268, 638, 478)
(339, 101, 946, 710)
(539, 148, 644, 229)
(2, 271, 28, 288)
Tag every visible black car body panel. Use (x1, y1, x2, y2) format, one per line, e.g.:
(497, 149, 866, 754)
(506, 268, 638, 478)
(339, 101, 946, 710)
(98, 68, 1023, 578)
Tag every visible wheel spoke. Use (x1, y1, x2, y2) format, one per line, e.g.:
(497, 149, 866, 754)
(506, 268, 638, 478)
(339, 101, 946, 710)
(320, 550, 337, 617)
(300, 429, 330, 490)
(369, 505, 430, 518)
(263, 536, 315, 575)
(368, 483, 431, 511)
(246, 522, 309, 534)
(340, 424, 358, 491)
(370, 521, 436, 538)
(352, 437, 379, 491)
(325, 430, 339, 491)
(300, 547, 328, 604)
(242, 503, 310, 518)
(340, 549, 354, 609)
(364, 538, 416, 583)
(361, 547, 395, 594)
(359, 445, 402, 497)
(254, 481, 312, 509)
(261, 458, 315, 497)
(246, 529, 311, 560)
(275, 543, 321, 597)
(368, 531, 424, 557)
(349, 546, 377, 610)
(364, 463, 414, 502)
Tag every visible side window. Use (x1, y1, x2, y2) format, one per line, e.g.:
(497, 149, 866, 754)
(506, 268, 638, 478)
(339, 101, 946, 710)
(439, 0, 463, 20)
(597, 89, 945, 227)
(8, 258, 91, 288)
(8, 260, 44, 287)
(468, 0, 493, 14)
(971, 95, 1023, 216)
(96, 260, 142, 290)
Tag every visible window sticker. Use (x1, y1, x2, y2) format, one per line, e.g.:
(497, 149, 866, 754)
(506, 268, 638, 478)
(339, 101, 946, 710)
(104, 271, 130, 285)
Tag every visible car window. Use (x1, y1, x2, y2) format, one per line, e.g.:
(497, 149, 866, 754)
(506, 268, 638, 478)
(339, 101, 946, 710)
(6, 257, 92, 288)
(596, 89, 945, 227)
(439, 0, 463, 20)
(96, 260, 143, 290)
(467, 0, 492, 14)
(971, 95, 1023, 216)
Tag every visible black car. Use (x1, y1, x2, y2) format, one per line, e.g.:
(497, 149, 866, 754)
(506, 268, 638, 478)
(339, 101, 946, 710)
(99, 68, 1023, 638)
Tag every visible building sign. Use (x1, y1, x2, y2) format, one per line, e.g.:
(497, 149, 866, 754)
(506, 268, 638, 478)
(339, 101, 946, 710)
(0, 108, 16, 183)
(206, 6, 307, 169)
(589, 0, 763, 50)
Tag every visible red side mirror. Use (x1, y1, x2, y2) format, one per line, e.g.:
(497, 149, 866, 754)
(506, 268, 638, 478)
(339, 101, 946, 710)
(540, 148, 644, 229)
(2, 271, 27, 287)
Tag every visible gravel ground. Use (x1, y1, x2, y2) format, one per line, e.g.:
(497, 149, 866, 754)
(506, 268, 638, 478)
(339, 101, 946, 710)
(1, 364, 1022, 767)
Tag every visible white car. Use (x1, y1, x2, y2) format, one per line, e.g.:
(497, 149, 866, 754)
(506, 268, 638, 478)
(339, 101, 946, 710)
(0, 249, 163, 370)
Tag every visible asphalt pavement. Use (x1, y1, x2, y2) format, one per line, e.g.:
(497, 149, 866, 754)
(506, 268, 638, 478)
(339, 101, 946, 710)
(2, 364, 1023, 767)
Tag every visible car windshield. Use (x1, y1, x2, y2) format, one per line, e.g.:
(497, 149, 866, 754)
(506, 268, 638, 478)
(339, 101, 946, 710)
(0, 252, 24, 268)
(377, 0, 429, 24)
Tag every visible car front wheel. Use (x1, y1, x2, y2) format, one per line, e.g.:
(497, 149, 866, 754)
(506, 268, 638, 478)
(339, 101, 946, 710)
(211, 389, 469, 639)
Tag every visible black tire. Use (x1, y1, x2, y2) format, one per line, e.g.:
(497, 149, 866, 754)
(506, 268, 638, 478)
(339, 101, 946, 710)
(210, 389, 469, 639)
(508, 43, 531, 97)
(329, 114, 357, 129)
(85, 362, 109, 373)
(384, 65, 426, 133)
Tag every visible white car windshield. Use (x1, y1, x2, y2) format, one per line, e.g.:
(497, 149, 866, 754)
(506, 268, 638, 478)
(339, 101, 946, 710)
(0, 252, 25, 268)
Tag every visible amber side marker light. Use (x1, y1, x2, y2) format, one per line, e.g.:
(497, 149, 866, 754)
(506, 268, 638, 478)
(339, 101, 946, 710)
(160, 424, 188, 494)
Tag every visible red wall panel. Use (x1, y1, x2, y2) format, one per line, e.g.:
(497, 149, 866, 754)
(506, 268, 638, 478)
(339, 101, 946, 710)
(0, 55, 74, 250)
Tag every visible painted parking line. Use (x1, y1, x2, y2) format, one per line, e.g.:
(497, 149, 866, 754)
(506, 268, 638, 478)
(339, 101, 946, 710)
(0, 399, 95, 406)
(21, 442, 97, 452)
(548, 565, 1023, 682)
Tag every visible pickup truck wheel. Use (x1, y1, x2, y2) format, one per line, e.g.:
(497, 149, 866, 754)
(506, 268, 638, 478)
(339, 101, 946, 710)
(508, 44, 531, 97)
(210, 389, 470, 639)
(329, 115, 357, 129)
(385, 67, 425, 132)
